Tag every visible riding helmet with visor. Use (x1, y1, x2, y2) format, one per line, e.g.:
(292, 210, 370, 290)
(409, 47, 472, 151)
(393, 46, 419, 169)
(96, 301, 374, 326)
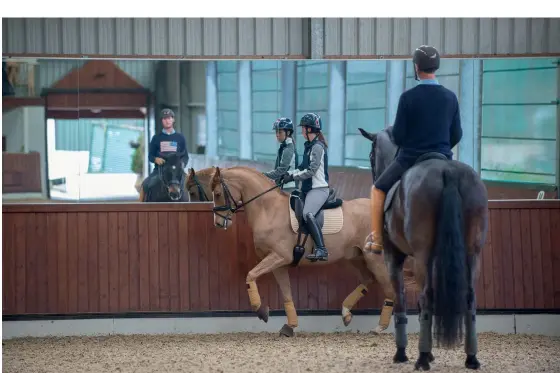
(273, 117, 294, 133)
(298, 112, 323, 133)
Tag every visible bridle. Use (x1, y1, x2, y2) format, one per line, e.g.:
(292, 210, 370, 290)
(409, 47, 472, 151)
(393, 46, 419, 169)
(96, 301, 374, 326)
(158, 164, 186, 201)
(189, 172, 210, 202)
(211, 172, 282, 229)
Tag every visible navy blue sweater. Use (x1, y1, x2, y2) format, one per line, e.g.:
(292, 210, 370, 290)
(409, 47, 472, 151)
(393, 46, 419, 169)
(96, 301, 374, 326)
(392, 82, 462, 165)
(148, 131, 189, 169)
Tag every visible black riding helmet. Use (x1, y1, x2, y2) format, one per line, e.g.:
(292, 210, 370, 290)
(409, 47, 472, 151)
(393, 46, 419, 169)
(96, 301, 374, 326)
(273, 117, 294, 133)
(412, 45, 440, 81)
(298, 113, 322, 133)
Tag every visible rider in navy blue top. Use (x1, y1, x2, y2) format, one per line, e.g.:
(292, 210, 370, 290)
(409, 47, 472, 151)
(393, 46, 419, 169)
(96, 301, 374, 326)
(365, 45, 463, 255)
(392, 78, 462, 167)
(143, 108, 189, 193)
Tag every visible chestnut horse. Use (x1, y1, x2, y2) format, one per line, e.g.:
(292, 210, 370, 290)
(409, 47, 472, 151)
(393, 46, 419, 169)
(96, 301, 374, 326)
(205, 165, 398, 337)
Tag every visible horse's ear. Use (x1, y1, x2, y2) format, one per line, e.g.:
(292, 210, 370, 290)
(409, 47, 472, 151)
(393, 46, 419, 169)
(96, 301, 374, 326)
(358, 128, 376, 142)
(210, 167, 221, 189)
(188, 167, 195, 177)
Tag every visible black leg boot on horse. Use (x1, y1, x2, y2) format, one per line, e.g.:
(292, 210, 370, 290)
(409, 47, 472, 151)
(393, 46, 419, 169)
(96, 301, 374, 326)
(304, 212, 329, 262)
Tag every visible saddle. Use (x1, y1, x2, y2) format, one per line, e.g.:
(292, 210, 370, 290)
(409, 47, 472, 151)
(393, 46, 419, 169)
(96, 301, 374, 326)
(384, 151, 450, 213)
(288, 188, 344, 235)
(288, 188, 344, 266)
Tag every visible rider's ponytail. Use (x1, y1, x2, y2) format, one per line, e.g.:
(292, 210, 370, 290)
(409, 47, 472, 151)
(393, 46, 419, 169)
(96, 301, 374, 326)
(317, 132, 328, 148)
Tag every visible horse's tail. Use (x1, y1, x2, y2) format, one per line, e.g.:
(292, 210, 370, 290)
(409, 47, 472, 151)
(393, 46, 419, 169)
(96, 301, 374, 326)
(432, 168, 467, 349)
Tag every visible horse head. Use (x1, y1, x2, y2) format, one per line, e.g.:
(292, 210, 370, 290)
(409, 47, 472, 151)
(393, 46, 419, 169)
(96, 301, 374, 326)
(159, 150, 186, 201)
(358, 126, 398, 182)
(186, 167, 213, 202)
(210, 166, 283, 230)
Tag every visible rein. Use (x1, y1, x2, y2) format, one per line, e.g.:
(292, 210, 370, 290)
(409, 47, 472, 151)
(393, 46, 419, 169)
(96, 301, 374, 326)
(211, 173, 282, 223)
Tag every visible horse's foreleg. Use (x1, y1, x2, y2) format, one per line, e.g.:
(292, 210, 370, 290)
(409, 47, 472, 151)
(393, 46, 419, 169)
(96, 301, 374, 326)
(246, 252, 289, 323)
(386, 251, 408, 364)
(465, 253, 481, 370)
(272, 267, 297, 337)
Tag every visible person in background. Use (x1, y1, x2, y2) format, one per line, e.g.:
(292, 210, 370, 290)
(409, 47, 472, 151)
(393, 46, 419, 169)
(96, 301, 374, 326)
(262, 117, 299, 192)
(143, 108, 189, 194)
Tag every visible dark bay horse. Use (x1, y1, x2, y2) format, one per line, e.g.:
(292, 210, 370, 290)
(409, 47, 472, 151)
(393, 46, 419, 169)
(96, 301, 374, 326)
(139, 151, 188, 202)
(359, 127, 489, 370)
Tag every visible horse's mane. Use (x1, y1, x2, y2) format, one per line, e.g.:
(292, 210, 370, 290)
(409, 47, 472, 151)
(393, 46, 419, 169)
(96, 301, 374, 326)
(211, 166, 288, 196)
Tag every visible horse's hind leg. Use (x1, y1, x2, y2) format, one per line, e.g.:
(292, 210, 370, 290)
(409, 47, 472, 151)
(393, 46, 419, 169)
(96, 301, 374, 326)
(355, 253, 395, 333)
(464, 253, 481, 370)
(415, 259, 435, 371)
(272, 266, 298, 337)
(341, 257, 375, 327)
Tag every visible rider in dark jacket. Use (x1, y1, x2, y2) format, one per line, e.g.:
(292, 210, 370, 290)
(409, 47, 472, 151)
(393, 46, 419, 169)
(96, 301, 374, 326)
(143, 108, 189, 194)
(366, 45, 463, 253)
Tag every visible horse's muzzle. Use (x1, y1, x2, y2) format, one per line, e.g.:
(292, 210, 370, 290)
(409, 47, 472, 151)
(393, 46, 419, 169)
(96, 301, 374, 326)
(168, 184, 182, 201)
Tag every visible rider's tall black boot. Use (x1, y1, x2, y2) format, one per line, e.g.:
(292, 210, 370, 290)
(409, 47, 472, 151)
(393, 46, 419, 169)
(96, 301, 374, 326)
(304, 212, 329, 262)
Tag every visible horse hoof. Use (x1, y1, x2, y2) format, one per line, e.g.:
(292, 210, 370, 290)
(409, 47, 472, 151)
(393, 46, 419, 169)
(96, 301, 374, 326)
(256, 305, 269, 323)
(414, 352, 432, 371)
(373, 324, 388, 334)
(465, 355, 480, 370)
(393, 347, 408, 363)
(342, 313, 352, 327)
(279, 324, 294, 337)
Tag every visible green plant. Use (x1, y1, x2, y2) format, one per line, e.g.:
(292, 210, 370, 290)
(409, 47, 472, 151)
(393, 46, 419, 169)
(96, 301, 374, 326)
(130, 132, 144, 174)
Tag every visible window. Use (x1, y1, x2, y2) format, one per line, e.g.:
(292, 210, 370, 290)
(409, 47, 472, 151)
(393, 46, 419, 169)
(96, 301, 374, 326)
(216, 61, 239, 157)
(344, 61, 387, 167)
(295, 61, 329, 157)
(250, 61, 282, 162)
(481, 58, 558, 185)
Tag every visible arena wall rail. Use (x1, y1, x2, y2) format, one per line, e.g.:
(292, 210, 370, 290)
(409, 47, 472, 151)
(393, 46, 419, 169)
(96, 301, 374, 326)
(2, 200, 559, 322)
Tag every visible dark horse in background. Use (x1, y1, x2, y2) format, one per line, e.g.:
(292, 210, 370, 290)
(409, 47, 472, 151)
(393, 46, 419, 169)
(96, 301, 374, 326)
(138, 151, 188, 202)
(359, 126, 488, 371)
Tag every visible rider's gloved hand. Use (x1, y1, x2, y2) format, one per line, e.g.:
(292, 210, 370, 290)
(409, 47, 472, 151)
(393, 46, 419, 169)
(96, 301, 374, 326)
(279, 172, 294, 184)
(155, 157, 165, 165)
